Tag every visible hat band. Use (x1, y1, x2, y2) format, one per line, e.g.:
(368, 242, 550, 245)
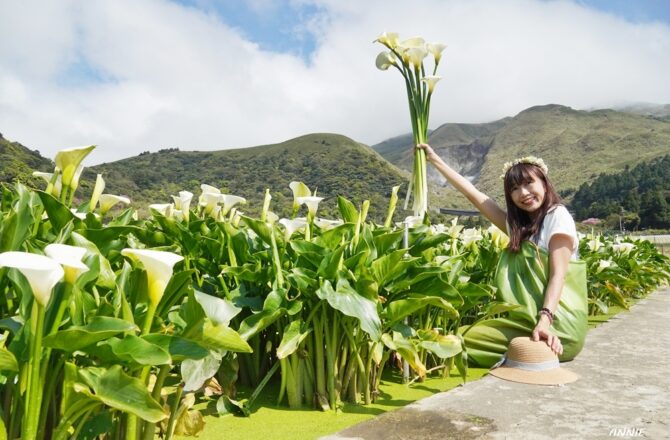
(503, 357, 560, 372)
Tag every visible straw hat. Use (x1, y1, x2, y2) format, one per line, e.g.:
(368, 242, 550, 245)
(489, 337, 578, 385)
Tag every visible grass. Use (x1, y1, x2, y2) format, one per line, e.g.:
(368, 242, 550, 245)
(179, 368, 488, 440)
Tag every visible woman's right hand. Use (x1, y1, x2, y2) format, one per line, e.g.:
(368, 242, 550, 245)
(416, 143, 440, 164)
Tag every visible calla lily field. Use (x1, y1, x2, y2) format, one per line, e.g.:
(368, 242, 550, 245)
(0, 142, 668, 439)
(0, 34, 669, 440)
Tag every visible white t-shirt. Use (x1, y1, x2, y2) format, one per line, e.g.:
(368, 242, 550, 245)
(531, 205, 579, 260)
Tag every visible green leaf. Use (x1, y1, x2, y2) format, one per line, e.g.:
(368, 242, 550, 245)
(337, 196, 358, 223)
(182, 352, 222, 392)
(316, 279, 381, 341)
(142, 334, 209, 362)
(276, 320, 311, 359)
(385, 294, 459, 326)
(43, 317, 138, 351)
(193, 318, 253, 353)
(0, 346, 18, 372)
(417, 331, 462, 359)
(102, 334, 171, 366)
(36, 190, 82, 234)
(381, 333, 426, 377)
(371, 248, 413, 286)
(241, 216, 274, 245)
(0, 184, 34, 252)
(77, 365, 167, 422)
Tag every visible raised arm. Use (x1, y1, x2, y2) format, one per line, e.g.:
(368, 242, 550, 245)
(417, 143, 507, 232)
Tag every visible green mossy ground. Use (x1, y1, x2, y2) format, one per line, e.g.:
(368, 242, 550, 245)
(182, 368, 488, 440)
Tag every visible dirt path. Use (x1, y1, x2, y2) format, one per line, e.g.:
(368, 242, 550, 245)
(323, 288, 670, 440)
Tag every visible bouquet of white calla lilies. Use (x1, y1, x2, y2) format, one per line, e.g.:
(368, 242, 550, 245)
(375, 32, 447, 216)
(0, 251, 64, 306)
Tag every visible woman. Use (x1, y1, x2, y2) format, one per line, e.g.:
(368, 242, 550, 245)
(418, 143, 588, 368)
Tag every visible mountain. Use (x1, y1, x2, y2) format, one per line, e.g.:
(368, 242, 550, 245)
(0, 133, 53, 184)
(373, 104, 670, 208)
(82, 133, 419, 221)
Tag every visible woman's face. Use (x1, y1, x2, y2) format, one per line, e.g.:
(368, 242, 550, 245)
(510, 173, 546, 214)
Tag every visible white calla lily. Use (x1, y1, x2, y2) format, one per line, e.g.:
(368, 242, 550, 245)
(296, 196, 323, 218)
(44, 244, 89, 284)
(403, 215, 423, 228)
(54, 145, 95, 189)
(373, 32, 399, 49)
(172, 191, 193, 222)
(597, 259, 614, 273)
(404, 47, 428, 69)
(149, 203, 174, 218)
(99, 194, 130, 215)
(421, 75, 441, 93)
(375, 51, 397, 70)
(121, 248, 184, 305)
(487, 225, 509, 248)
(0, 252, 64, 306)
(266, 211, 279, 225)
(612, 242, 635, 254)
(426, 42, 447, 64)
(279, 218, 308, 240)
(461, 228, 483, 248)
(89, 174, 105, 212)
(33, 171, 62, 197)
(314, 218, 343, 231)
(200, 192, 220, 215)
(289, 181, 311, 215)
(221, 194, 246, 216)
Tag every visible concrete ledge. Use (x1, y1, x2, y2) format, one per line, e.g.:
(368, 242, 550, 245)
(322, 288, 670, 440)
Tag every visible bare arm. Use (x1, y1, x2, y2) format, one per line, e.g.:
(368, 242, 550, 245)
(418, 143, 507, 232)
(531, 233, 573, 355)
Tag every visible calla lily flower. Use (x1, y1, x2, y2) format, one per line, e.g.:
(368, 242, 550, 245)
(261, 189, 272, 222)
(373, 32, 399, 50)
(597, 259, 614, 273)
(99, 194, 131, 215)
(44, 244, 89, 284)
(375, 51, 397, 70)
(404, 47, 428, 69)
(89, 174, 105, 212)
(421, 75, 442, 93)
(149, 203, 174, 218)
(461, 228, 483, 248)
(121, 249, 184, 305)
(296, 196, 323, 218)
(199, 184, 220, 208)
(266, 211, 279, 224)
(426, 42, 447, 64)
(612, 242, 635, 254)
(399, 37, 425, 48)
(279, 218, 308, 240)
(220, 194, 246, 216)
(200, 192, 220, 215)
(587, 237, 602, 252)
(314, 218, 343, 231)
(54, 145, 95, 189)
(0, 252, 64, 306)
(289, 181, 311, 215)
(172, 191, 193, 222)
(33, 171, 62, 197)
(487, 225, 509, 248)
(403, 215, 423, 228)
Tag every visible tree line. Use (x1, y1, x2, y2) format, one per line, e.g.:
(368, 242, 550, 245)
(571, 155, 670, 230)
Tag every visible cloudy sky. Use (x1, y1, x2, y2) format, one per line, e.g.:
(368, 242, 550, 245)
(1, 0, 669, 164)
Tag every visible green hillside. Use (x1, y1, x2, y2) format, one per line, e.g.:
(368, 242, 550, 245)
(374, 105, 670, 208)
(0, 133, 53, 185)
(83, 133, 416, 222)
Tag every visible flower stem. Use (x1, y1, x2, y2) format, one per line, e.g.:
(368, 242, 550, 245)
(22, 302, 45, 440)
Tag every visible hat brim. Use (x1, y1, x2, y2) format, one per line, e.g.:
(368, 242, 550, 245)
(489, 366, 579, 385)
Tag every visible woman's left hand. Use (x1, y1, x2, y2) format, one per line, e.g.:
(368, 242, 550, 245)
(532, 316, 563, 355)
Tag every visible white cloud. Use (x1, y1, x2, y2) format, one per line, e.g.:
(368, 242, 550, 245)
(0, 0, 669, 164)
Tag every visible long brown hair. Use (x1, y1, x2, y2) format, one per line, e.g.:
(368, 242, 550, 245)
(503, 163, 561, 252)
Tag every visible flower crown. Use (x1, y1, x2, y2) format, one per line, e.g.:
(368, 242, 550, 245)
(500, 156, 548, 180)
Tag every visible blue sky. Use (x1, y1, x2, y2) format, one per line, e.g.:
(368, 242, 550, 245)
(168, 0, 670, 61)
(1, 0, 669, 163)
